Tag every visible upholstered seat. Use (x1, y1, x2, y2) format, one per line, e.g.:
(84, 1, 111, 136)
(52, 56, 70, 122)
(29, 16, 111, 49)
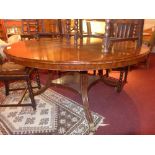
(1, 61, 25, 71)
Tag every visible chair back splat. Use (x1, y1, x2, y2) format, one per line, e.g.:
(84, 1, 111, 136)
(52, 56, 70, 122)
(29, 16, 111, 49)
(103, 19, 144, 51)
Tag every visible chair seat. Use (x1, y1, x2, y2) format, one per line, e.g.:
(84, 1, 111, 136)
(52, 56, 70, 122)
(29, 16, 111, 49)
(0, 62, 26, 76)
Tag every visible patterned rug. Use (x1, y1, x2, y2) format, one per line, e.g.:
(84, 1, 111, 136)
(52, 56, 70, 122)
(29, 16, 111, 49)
(0, 82, 104, 135)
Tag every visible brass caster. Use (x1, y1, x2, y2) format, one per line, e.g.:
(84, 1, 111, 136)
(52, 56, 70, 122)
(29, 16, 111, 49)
(89, 123, 96, 134)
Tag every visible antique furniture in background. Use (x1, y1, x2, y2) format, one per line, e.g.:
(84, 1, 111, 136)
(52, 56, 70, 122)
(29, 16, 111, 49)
(4, 20, 22, 37)
(21, 19, 40, 40)
(21, 19, 67, 39)
(0, 20, 7, 41)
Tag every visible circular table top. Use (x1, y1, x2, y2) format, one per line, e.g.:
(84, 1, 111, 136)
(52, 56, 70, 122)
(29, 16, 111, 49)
(4, 38, 150, 71)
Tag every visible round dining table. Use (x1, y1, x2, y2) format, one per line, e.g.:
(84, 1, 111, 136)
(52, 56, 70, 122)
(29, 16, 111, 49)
(4, 37, 150, 132)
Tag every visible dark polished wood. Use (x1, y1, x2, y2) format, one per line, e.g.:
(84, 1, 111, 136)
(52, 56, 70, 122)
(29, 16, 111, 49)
(4, 37, 150, 132)
(108, 19, 144, 47)
(21, 19, 40, 40)
(4, 38, 149, 71)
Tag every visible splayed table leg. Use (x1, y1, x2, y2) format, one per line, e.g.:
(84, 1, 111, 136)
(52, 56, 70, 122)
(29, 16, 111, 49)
(80, 71, 95, 133)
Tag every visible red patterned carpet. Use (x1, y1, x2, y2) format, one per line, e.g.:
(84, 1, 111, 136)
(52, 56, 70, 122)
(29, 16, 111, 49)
(40, 53, 155, 135)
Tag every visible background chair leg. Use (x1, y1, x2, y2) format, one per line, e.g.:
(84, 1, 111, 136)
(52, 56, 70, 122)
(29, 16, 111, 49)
(145, 55, 150, 69)
(58, 71, 62, 78)
(4, 81, 9, 96)
(93, 70, 96, 75)
(26, 79, 36, 110)
(98, 70, 103, 76)
(124, 66, 129, 83)
(35, 69, 41, 89)
(106, 69, 109, 77)
(116, 70, 124, 93)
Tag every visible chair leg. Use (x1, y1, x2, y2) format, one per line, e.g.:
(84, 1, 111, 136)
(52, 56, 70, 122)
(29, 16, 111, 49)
(106, 69, 110, 77)
(98, 70, 103, 76)
(4, 81, 9, 96)
(58, 71, 62, 78)
(35, 69, 41, 89)
(26, 79, 36, 110)
(145, 54, 150, 69)
(116, 70, 124, 93)
(124, 66, 129, 83)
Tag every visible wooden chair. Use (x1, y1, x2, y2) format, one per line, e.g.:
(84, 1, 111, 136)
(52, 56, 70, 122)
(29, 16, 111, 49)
(109, 19, 143, 44)
(102, 19, 144, 92)
(0, 31, 41, 110)
(38, 19, 63, 38)
(141, 30, 155, 68)
(38, 19, 73, 39)
(0, 61, 41, 110)
(21, 19, 40, 40)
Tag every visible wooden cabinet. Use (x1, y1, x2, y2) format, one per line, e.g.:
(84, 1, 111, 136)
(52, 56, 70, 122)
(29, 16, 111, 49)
(0, 20, 7, 41)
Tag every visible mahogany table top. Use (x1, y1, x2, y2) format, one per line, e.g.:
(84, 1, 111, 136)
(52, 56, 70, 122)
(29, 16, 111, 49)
(4, 38, 150, 71)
